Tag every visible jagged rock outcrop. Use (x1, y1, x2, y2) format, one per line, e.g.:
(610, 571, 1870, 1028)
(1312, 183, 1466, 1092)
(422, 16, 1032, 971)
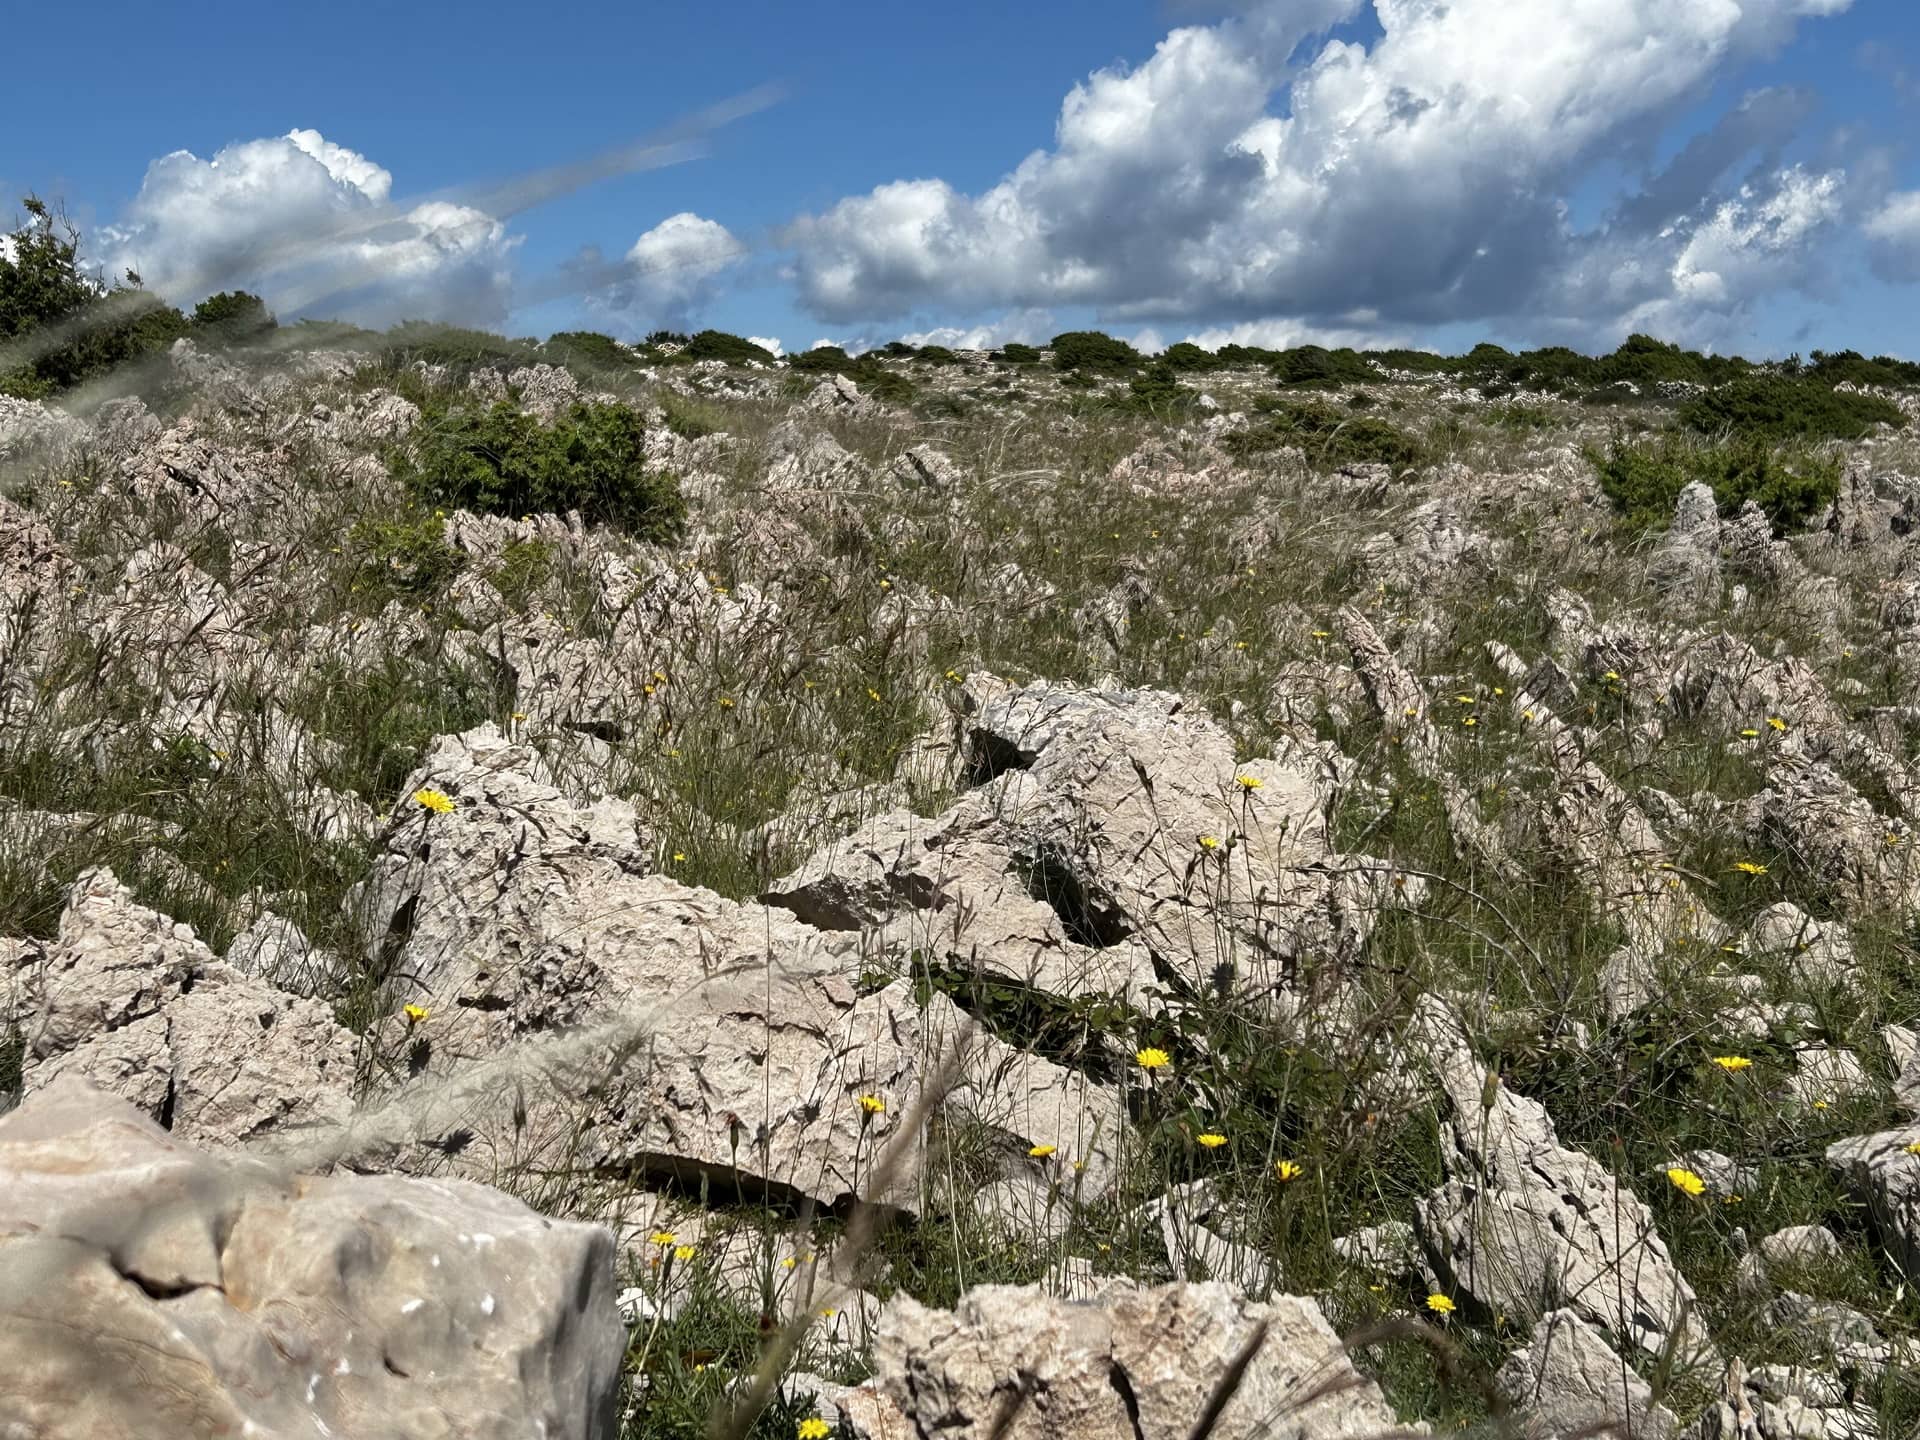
(1413, 998, 1710, 1367)
(1494, 1307, 1678, 1439)
(356, 725, 1126, 1215)
(4, 868, 358, 1149)
(0, 1076, 625, 1440)
(872, 1281, 1408, 1440)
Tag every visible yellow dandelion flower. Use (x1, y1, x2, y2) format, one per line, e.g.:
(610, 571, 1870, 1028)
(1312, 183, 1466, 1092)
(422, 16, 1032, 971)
(413, 788, 455, 814)
(1711, 1056, 1753, 1072)
(782, 1256, 799, 1269)
(1903, 1141, 1920, 1156)
(1425, 1294, 1456, 1316)
(1235, 775, 1262, 791)
(1731, 861, 1768, 876)
(1463, 717, 1478, 727)
(1667, 1167, 1707, 1197)
(1029, 1144, 1057, 1158)
(798, 1420, 832, 1440)
(717, 696, 736, 710)
(403, 1003, 430, 1025)
(1739, 727, 1760, 738)
(672, 852, 686, 863)
(1197, 1133, 1227, 1149)
(857, 1094, 885, 1115)
(649, 1231, 677, 1246)
(1604, 670, 1621, 681)
(1311, 630, 1332, 639)
(674, 1245, 696, 1261)
(510, 711, 527, 722)
(1199, 835, 1220, 850)
(1522, 709, 1535, 722)
(1767, 716, 1787, 732)
(1274, 1159, 1303, 1182)
(1135, 1048, 1171, 1071)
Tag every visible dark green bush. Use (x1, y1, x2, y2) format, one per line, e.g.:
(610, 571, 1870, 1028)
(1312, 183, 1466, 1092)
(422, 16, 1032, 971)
(397, 400, 685, 541)
(992, 342, 1041, 365)
(1679, 375, 1906, 443)
(1049, 330, 1141, 376)
(1159, 341, 1218, 371)
(679, 330, 776, 365)
(1, 196, 189, 398)
(348, 511, 468, 597)
(1593, 433, 1841, 536)
(1227, 402, 1426, 469)
(789, 345, 853, 374)
(1803, 349, 1920, 389)
(542, 330, 632, 377)
(189, 291, 276, 345)
(914, 344, 958, 366)
(1271, 345, 1376, 388)
(377, 321, 538, 376)
(1116, 362, 1195, 418)
(643, 329, 691, 348)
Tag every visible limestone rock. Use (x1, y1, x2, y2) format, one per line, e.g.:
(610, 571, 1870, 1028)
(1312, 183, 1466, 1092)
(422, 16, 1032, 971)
(1413, 998, 1709, 1366)
(873, 1281, 1407, 1440)
(0, 1076, 624, 1440)
(6, 868, 358, 1150)
(1494, 1307, 1677, 1439)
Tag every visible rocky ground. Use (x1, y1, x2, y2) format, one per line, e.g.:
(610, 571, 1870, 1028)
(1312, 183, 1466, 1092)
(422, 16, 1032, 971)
(4, 332, 1920, 1438)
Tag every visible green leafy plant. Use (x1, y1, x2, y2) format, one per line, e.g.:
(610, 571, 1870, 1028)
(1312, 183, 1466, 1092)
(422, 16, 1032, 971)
(397, 400, 686, 541)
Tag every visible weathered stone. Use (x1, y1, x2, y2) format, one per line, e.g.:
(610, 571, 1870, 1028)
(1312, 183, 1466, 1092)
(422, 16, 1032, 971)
(873, 1281, 1407, 1440)
(1494, 1307, 1677, 1439)
(0, 1076, 624, 1440)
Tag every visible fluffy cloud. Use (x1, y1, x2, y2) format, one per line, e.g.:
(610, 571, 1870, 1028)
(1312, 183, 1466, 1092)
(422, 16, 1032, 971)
(900, 309, 1056, 351)
(789, 0, 1860, 344)
(1865, 191, 1920, 284)
(585, 212, 746, 331)
(98, 129, 518, 326)
(748, 335, 785, 358)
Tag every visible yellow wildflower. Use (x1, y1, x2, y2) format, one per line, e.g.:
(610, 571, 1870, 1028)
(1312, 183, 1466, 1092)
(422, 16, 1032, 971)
(1711, 1056, 1753, 1072)
(798, 1420, 831, 1440)
(413, 788, 455, 814)
(1274, 1159, 1303, 1182)
(1135, 1048, 1171, 1071)
(1199, 835, 1220, 851)
(1426, 1294, 1456, 1316)
(717, 696, 736, 710)
(649, 1231, 677, 1246)
(1739, 727, 1759, 738)
(674, 1245, 696, 1262)
(403, 1003, 430, 1025)
(1731, 861, 1768, 876)
(1197, 1133, 1227, 1149)
(1235, 774, 1263, 791)
(1667, 1167, 1707, 1197)
(857, 1094, 885, 1115)
(1903, 1141, 1920, 1156)
(1029, 1144, 1058, 1158)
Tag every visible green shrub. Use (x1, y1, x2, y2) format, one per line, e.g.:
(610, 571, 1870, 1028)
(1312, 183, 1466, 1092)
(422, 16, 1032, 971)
(1, 196, 189, 398)
(1157, 341, 1217, 371)
(189, 291, 276, 345)
(679, 330, 776, 365)
(788, 345, 853, 374)
(491, 537, 557, 610)
(1228, 402, 1426, 469)
(376, 321, 538, 376)
(657, 392, 726, 440)
(1592, 433, 1841, 536)
(1049, 330, 1141, 376)
(348, 511, 468, 598)
(397, 400, 685, 541)
(1679, 374, 1906, 443)
(1270, 345, 1376, 387)
(1109, 362, 1195, 419)
(915, 344, 958, 365)
(1803, 349, 1920, 389)
(992, 342, 1041, 365)
(542, 330, 632, 378)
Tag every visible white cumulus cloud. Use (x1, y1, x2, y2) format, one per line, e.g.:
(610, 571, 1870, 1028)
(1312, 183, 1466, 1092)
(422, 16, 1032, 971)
(1865, 191, 1920, 284)
(788, 0, 1860, 343)
(97, 129, 519, 327)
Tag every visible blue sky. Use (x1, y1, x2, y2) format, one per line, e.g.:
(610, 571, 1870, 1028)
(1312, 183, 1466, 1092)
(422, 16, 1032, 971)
(3, 0, 1917, 358)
